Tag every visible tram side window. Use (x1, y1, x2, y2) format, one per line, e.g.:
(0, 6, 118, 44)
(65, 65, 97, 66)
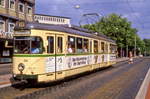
(47, 36, 54, 53)
(105, 43, 108, 53)
(68, 36, 75, 53)
(14, 37, 30, 54)
(110, 44, 117, 54)
(31, 37, 43, 54)
(14, 36, 43, 54)
(94, 40, 98, 53)
(76, 37, 83, 53)
(90, 40, 92, 53)
(101, 42, 105, 53)
(57, 37, 63, 53)
(83, 39, 89, 53)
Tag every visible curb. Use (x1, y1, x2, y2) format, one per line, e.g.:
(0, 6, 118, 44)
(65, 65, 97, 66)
(135, 67, 150, 99)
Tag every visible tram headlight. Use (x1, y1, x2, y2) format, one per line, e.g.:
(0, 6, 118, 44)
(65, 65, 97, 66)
(18, 63, 25, 72)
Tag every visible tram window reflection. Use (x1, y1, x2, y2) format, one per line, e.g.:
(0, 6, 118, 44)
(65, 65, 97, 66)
(14, 36, 43, 54)
(76, 37, 83, 53)
(83, 39, 88, 53)
(47, 36, 54, 53)
(57, 37, 63, 53)
(15, 40, 30, 54)
(90, 40, 92, 53)
(105, 43, 108, 53)
(110, 44, 117, 54)
(94, 40, 98, 53)
(101, 42, 105, 53)
(68, 36, 75, 53)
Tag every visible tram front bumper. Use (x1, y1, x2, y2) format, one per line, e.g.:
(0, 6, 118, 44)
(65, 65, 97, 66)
(14, 74, 38, 81)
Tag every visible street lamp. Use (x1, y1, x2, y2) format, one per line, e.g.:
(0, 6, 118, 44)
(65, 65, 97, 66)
(74, 5, 80, 9)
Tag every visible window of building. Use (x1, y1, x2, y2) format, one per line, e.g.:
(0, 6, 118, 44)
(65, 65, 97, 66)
(9, 0, 15, 10)
(18, 3, 24, 13)
(27, 6, 32, 15)
(0, 21, 4, 31)
(0, 0, 5, 7)
(47, 36, 54, 53)
(8, 23, 15, 33)
(94, 40, 98, 53)
(76, 37, 83, 53)
(68, 36, 75, 53)
(57, 37, 63, 53)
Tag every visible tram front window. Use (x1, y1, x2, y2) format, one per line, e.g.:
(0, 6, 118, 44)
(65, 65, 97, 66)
(14, 36, 43, 54)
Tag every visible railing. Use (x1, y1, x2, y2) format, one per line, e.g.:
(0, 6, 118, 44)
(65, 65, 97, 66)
(0, 31, 13, 39)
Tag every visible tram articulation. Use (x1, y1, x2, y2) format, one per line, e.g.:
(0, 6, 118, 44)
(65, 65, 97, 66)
(13, 22, 117, 83)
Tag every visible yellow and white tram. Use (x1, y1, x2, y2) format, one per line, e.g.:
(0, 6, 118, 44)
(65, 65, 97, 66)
(13, 22, 117, 83)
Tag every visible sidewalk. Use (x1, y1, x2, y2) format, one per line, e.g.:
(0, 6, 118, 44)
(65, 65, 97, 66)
(116, 57, 128, 62)
(135, 65, 150, 99)
(146, 83, 150, 99)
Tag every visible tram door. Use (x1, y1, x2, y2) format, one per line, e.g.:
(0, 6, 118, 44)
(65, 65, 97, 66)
(55, 34, 65, 80)
(47, 34, 65, 80)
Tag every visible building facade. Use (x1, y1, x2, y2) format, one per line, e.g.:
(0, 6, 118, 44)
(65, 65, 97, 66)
(0, 0, 35, 63)
(34, 14, 71, 26)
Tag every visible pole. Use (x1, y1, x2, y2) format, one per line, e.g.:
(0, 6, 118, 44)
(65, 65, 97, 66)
(126, 45, 128, 57)
(134, 36, 136, 57)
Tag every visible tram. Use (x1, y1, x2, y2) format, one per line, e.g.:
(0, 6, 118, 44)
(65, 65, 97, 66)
(12, 21, 117, 83)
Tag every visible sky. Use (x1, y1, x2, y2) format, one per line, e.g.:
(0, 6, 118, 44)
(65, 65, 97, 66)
(35, 0, 150, 39)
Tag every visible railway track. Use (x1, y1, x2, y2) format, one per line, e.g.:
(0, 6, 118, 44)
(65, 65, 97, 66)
(0, 58, 146, 99)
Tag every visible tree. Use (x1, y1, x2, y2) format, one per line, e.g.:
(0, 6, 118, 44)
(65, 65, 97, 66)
(143, 39, 150, 56)
(82, 13, 145, 57)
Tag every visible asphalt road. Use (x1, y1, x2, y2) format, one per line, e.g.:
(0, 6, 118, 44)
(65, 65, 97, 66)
(39, 57, 150, 99)
(0, 64, 11, 75)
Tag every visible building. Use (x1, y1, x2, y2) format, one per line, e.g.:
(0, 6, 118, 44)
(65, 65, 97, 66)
(34, 14, 71, 26)
(0, 0, 35, 63)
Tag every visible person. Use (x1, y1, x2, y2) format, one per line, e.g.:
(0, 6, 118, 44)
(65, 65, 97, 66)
(31, 47, 40, 54)
(68, 44, 73, 53)
(128, 51, 133, 64)
(31, 42, 40, 54)
(83, 46, 88, 53)
(23, 45, 29, 54)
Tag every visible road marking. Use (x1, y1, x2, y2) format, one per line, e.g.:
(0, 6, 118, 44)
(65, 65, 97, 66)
(135, 67, 150, 99)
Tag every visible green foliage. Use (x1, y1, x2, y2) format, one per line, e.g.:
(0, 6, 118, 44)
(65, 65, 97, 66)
(143, 39, 150, 55)
(82, 13, 145, 54)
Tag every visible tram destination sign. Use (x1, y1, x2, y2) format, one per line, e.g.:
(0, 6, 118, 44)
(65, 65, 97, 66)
(15, 30, 30, 34)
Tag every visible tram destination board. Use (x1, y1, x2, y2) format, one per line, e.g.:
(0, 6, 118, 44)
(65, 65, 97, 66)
(14, 30, 30, 34)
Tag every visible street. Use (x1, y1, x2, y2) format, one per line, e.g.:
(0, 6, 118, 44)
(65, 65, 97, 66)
(0, 57, 149, 99)
(0, 64, 11, 75)
(40, 57, 149, 99)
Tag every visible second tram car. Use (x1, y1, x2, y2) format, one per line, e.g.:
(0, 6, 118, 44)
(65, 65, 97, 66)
(13, 22, 117, 83)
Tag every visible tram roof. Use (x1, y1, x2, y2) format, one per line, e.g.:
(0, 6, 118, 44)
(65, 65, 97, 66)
(15, 22, 116, 44)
